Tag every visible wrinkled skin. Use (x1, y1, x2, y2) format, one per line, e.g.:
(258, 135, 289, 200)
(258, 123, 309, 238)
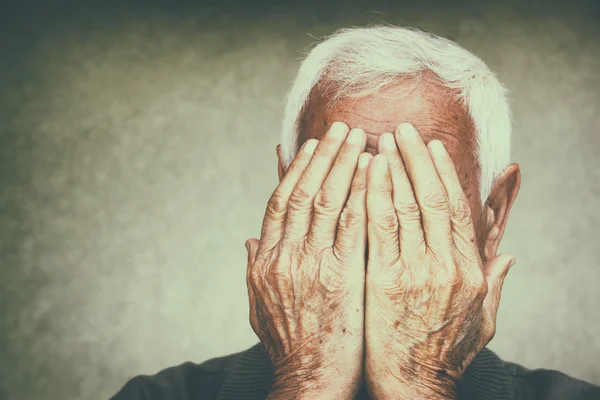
(363, 124, 517, 399)
(247, 79, 521, 399)
(246, 122, 371, 399)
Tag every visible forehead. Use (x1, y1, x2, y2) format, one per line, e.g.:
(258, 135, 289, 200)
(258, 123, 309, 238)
(300, 75, 476, 158)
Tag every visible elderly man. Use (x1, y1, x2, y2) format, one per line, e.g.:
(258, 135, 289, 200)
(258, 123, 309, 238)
(111, 26, 599, 400)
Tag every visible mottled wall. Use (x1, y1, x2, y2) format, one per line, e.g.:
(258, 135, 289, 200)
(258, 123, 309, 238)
(0, 1, 599, 399)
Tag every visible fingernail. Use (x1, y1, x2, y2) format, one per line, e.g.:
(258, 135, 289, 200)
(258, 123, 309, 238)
(329, 122, 347, 139)
(358, 153, 370, 168)
(509, 259, 517, 269)
(347, 128, 364, 144)
(303, 139, 318, 153)
(398, 123, 417, 137)
(245, 241, 250, 252)
(380, 133, 395, 150)
(428, 140, 445, 154)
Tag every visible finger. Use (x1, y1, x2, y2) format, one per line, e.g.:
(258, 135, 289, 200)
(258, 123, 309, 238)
(259, 139, 319, 253)
(378, 132, 425, 253)
(428, 140, 479, 262)
(283, 122, 349, 245)
(245, 238, 260, 304)
(395, 123, 452, 253)
(245, 239, 260, 273)
(366, 155, 400, 268)
(245, 238, 260, 334)
(308, 128, 366, 251)
(333, 152, 371, 262)
(247, 283, 258, 333)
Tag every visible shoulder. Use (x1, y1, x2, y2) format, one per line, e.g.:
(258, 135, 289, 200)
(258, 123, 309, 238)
(110, 349, 249, 400)
(503, 361, 600, 400)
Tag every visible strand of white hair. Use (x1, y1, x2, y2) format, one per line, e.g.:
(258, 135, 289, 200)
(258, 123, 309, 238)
(279, 25, 512, 206)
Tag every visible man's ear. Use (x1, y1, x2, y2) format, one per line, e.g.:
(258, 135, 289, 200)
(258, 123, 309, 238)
(276, 144, 287, 182)
(483, 163, 521, 261)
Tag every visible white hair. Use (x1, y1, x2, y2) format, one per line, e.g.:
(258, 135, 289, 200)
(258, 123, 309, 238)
(280, 25, 512, 206)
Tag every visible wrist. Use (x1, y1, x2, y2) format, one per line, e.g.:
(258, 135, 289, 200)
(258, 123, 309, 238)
(267, 381, 359, 400)
(367, 364, 458, 400)
(268, 367, 360, 400)
(368, 382, 457, 400)
(266, 387, 355, 400)
(268, 349, 362, 400)
(403, 380, 457, 400)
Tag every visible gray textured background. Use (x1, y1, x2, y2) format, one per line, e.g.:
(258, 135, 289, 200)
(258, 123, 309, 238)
(1, 1, 599, 399)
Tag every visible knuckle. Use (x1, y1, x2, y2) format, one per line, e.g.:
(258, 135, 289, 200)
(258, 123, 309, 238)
(351, 176, 367, 192)
(313, 141, 334, 158)
(374, 209, 399, 231)
(375, 179, 393, 195)
(313, 188, 340, 215)
(288, 185, 314, 209)
(333, 241, 353, 260)
(467, 274, 488, 296)
(394, 199, 421, 219)
(388, 158, 406, 172)
(249, 268, 263, 287)
(267, 192, 288, 215)
(334, 151, 354, 167)
(421, 189, 449, 211)
(438, 166, 455, 181)
(304, 235, 325, 255)
(338, 206, 362, 230)
(450, 198, 472, 224)
(285, 161, 304, 177)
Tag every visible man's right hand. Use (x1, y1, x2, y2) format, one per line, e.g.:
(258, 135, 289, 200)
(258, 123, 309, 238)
(245, 122, 371, 400)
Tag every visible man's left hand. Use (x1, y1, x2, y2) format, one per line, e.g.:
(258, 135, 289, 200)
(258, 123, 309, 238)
(364, 123, 516, 399)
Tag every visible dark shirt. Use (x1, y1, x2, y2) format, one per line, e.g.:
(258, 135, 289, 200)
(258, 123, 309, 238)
(110, 343, 600, 400)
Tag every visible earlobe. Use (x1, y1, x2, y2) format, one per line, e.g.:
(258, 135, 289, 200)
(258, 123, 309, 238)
(483, 164, 521, 261)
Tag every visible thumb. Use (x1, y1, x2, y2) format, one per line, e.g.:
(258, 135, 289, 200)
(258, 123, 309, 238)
(245, 238, 260, 266)
(482, 253, 516, 320)
(483, 253, 516, 281)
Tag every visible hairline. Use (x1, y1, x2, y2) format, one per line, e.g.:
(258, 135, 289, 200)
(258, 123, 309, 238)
(279, 25, 513, 207)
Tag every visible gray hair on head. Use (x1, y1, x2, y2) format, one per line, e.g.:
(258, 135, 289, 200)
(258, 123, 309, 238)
(279, 25, 512, 206)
